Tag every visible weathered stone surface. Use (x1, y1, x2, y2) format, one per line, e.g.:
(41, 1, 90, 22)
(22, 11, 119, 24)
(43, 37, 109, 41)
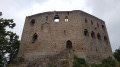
(17, 10, 113, 66)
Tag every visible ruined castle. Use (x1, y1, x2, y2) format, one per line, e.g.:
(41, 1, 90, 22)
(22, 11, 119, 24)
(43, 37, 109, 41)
(17, 10, 113, 66)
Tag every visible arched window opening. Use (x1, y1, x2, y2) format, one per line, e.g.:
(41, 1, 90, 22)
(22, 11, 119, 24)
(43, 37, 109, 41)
(30, 19, 35, 26)
(32, 33, 38, 43)
(85, 18, 87, 23)
(97, 33, 101, 40)
(91, 20, 93, 25)
(65, 16, 68, 22)
(66, 40, 73, 49)
(97, 23, 99, 27)
(54, 15, 59, 22)
(91, 31, 95, 38)
(104, 36, 108, 43)
(84, 29, 89, 36)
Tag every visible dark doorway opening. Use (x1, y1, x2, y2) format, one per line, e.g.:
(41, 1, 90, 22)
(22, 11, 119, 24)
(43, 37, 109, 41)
(66, 40, 73, 49)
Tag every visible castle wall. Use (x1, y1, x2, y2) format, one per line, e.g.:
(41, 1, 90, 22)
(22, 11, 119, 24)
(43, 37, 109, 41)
(80, 12, 113, 63)
(18, 10, 113, 63)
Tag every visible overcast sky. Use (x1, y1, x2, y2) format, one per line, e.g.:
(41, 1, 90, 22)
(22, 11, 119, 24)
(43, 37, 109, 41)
(0, 0, 120, 52)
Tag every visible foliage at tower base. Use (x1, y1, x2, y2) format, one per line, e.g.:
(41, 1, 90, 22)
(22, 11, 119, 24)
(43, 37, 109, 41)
(0, 12, 20, 67)
(73, 56, 120, 67)
(114, 47, 120, 62)
(91, 57, 120, 67)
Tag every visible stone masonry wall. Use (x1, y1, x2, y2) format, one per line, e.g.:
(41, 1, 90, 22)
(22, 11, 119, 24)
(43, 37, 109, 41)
(17, 10, 113, 63)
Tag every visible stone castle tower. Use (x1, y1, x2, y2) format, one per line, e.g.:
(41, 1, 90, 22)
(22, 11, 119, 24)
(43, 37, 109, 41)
(17, 10, 113, 65)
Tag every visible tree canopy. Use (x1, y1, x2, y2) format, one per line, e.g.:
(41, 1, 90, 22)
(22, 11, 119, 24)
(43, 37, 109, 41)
(114, 47, 120, 62)
(0, 12, 20, 67)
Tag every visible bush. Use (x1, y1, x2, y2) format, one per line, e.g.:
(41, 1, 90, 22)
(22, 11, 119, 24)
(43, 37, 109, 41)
(114, 48, 120, 62)
(91, 57, 120, 67)
(101, 57, 116, 67)
(73, 55, 88, 67)
(62, 60, 69, 67)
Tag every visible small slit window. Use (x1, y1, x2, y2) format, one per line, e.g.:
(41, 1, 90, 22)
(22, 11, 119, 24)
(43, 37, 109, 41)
(46, 16, 48, 21)
(97, 33, 101, 40)
(97, 23, 99, 27)
(104, 36, 108, 43)
(64, 30, 66, 35)
(85, 18, 87, 23)
(84, 29, 89, 36)
(54, 15, 59, 22)
(65, 16, 68, 22)
(30, 19, 35, 26)
(91, 31, 95, 38)
(102, 25, 105, 29)
(67, 12, 69, 15)
(32, 33, 38, 43)
(91, 20, 93, 25)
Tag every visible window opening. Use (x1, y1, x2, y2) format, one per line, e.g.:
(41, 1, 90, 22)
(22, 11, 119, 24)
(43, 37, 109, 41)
(54, 15, 59, 22)
(91, 20, 93, 25)
(91, 31, 95, 38)
(97, 23, 99, 27)
(32, 33, 38, 43)
(64, 30, 66, 35)
(97, 33, 101, 40)
(104, 36, 108, 43)
(65, 16, 68, 22)
(66, 40, 72, 49)
(102, 25, 105, 29)
(85, 18, 87, 23)
(67, 12, 69, 15)
(30, 19, 35, 26)
(46, 16, 48, 21)
(84, 29, 89, 36)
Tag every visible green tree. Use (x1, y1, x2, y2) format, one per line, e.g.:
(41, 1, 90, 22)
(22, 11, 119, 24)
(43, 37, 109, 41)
(114, 47, 120, 62)
(0, 12, 20, 67)
(91, 57, 117, 67)
(101, 57, 116, 67)
(73, 55, 88, 67)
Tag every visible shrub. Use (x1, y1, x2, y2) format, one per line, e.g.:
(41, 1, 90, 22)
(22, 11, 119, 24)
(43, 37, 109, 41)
(101, 57, 116, 67)
(62, 60, 69, 67)
(91, 57, 119, 67)
(73, 55, 88, 67)
(114, 48, 120, 62)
